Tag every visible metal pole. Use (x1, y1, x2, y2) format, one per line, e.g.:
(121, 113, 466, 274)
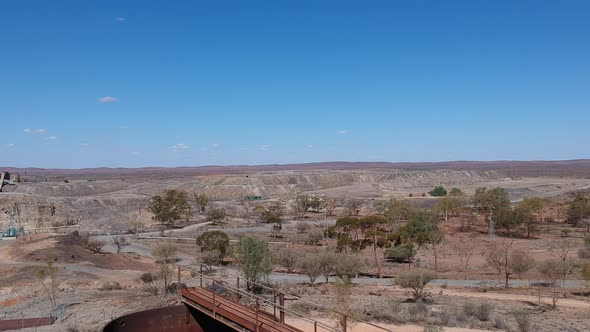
(255, 299, 260, 332)
(212, 287, 216, 318)
(314, 321, 317, 332)
(177, 265, 181, 300)
(279, 293, 285, 323)
(273, 289, 276, 320)
(200, 265, 203, 287)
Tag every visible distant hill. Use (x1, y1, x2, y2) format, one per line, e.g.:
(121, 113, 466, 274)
(2, 159, 590, 179)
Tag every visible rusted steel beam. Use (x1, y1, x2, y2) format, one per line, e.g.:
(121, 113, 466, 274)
(0, 317, 55, 331)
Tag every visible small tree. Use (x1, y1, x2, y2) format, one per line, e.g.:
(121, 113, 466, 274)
(452, 236, 477, 279)
(566, 195, 590, 227)
(194, 193, 209, 213)
(473, 187, 511, 238)
(292, 195, 311, 219)
(324, 197, 339, 216)
(276, 247, 299, 273)
(332, 276, 355, 331)
(152, 242, 178, 263)
(235, 236, 274, 291)
(394, 268, 437, 302)
(345, 199, 362, 216)
(80, 234, 105, 253)
(260, 204, 283, 224)
(486, 239, 515, 288)
(435, 195, 466, 221)
(196, 230, 230, 264)
(206, 208, 227, 225)
(509, 250, 536, 280)
(537, 259, 570, 308)
(148, 189, 191, 225)
(429, 186, 447, 197)
(112, 236, 129, 253)
(332, 215, 393, 278)
(375, 198, 414, 223)
(37, 260, 59, 310)
(297, 254, 323, 285)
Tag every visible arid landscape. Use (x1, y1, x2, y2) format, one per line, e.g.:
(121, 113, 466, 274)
(1, 161, 590, 331)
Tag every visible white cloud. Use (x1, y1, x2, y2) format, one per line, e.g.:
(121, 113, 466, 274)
(80, 143, 90, 147)
(24, 128, 46, 134)
(115, 17, 126, 22)
(258, 144, 270, 151)
(212, 143, 220, 148)
(171, 143, 190, 152)
(98, 96, 119, 103)
(336, 130, 349, 135)
(4, 143, 15, 148)
(118, 125, 129, 130)
(131, 151, 141, 156)
(307, 144, 313, 148)
(45, 136, 57, 141)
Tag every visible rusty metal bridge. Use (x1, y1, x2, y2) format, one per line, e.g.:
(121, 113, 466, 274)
(104, 265, 393, 332)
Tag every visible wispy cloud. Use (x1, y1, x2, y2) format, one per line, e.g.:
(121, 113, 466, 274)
(98, 96, 119, 103)
(307, 144, 313, 148)
(115, 17, 126, 22)
(259, 144, 270, 151)
(80, 143, 90, 147)
(3, 143, 15, 148)
(131, 151, 141, 156)
(45, 136, 57, 141)
(118, 125, 129, 130)
(336, 130, 349, 135)
(171, 143, 190, 152)
(24, 128, 46, 134)
(212, 143, 220, 148)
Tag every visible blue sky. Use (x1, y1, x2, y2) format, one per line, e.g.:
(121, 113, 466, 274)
(1, 0, 589, 168)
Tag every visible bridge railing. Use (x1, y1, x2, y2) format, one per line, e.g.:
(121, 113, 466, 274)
(180, 264, 393, 332)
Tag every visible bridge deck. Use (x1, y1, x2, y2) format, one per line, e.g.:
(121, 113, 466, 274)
(181, 287, 303, 332)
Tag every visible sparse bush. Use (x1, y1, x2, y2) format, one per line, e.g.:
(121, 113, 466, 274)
(289, 301, 319, 315)
(79, 234, 105, 253)
(395, 268, 437, 301)
(305, 229, 324, 245)
(513, 310, 533, 332)
(152, 242, 178, 263)
(407, 302, 429, 321)
(333, 254, 365, 278)
(494, 316, 506, 330)
(140, 272, 158, 283)
(100, 281, 122, 291)
(295, 221, 311, 233)
(366, 299, 404, 324)
(297, 254, 323, 285)
(509, 250, 535, 279)
(463, 302, 494, 321)
(423, 325, 444, 332)
(276, 247, 299, 272)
